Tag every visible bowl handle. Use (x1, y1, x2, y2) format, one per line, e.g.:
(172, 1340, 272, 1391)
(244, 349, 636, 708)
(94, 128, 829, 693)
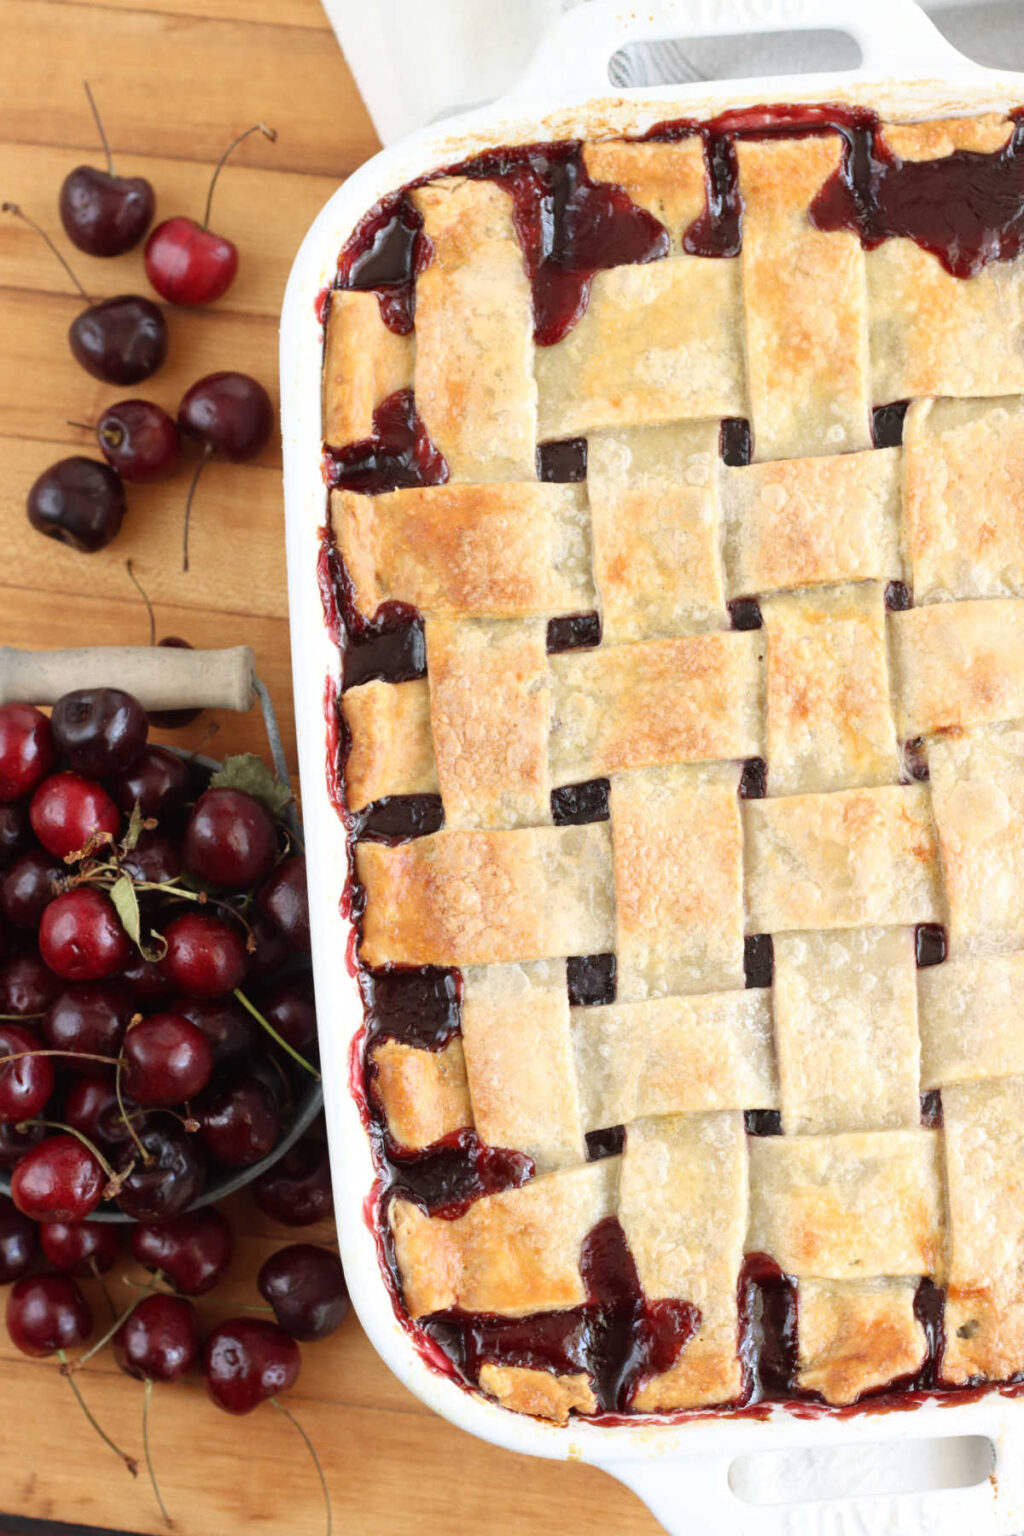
(0, 644, 256, 713)
(510, 0, 972, 101)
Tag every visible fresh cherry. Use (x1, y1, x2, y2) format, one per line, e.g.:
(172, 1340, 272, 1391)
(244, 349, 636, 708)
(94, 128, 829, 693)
(39, 888, 130, 982)
(118, 949, 168, 1004)
(121, 829, 181, 885)
(26, 456, 126, 552)
(257, 857, 310, 953)
(252, 1135, 332, 1227)
(144, 124, 275, 307)
(115, 1293, 200, 1382)
(122, 1013, 214, 1107)
(0, 1021, 55, 1120)
(246, 915, 288, 979)
(94, 400, 181, 482)
(0, 704, 55, 801)
(179, 372, 274, 462)
(69, 296, 168, 386)
(0, 1194, 41, 1282)
(0, 802, 33, 869)
(43, 984, 132, 1069)
(171, 995, 257, 1065)
(64, 1074, 138, 1152)
(111, 744, 189, 819)
(1, 849, 64, 929)
(196, 1076, 279, 1166)
(30, 771, 120, 859)
(159, 913, 246, 998)
(260, 976, 317, 1061)
(51, 688, 148, 778)
(59, 84, 154, 257)
(184, 788, 276, 890)
(40, 1218, 119, 1276)
(11, 1134, 105, 1222)
(0, 1119, 46, 1169)
(7, 1273, 91, 1356)
(257, 1244, 349, 1342)
(203, 1317, 299, 1415)
(0, 953, 61, 1016)
(131, 1207, 233, 1295)
(113, 1121, 206, 1220)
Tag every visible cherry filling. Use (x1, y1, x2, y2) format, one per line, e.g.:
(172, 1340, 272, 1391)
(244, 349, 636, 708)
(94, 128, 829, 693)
(739, 757, 767, 800)
(873, 400, 910, 449)
(885, 580, 912, 612)
(547, 612, 602, 653)
(744, 934, 774, 989)
(720, 417, 752, 466)
(317, 517, 426, 691)
(355, 795, 445, 843)
(551, 778, 610, 826)
(323, 388, 448, 495)
(336, 191, 431, 335)
(745, 1110, 782, 1138)
(920, 1090, 943, 1130)
(387, 1132, 534, 1220)
(729, 597, 763, 631)
(538, 437, 588, 482)
(423, 1217, 700, 1413)
(567, 953, 617, 1007)
(364, 965, 461, 1051)
(586, 1125, 625, 1160)
(915, 924, 947, 968)
(684, 132, 742, 257)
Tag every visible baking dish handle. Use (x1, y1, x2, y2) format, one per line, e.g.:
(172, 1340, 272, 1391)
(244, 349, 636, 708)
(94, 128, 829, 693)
(605, 1439, 1009, 1536)
(0, 644, 256, 713)
(511, 0, 972, 102)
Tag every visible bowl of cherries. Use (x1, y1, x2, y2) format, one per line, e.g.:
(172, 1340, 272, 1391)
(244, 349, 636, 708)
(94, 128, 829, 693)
(0, 654, 323, 1227)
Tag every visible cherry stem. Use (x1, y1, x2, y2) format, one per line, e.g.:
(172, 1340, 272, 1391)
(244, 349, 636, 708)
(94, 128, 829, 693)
(182, 447, 211, 573)
(270, 1399, 331, 1536)
(83, 81, 114, 177)
(0, 1013, 44, 1021)
(143, 1377, 173, 1528)
(66, 418, 94, 432)
(242, 1304, 275, 1315)
(202, 122, 276, 232)
(57, 1348, 138, 1477)
(2, 1048, 118, 1069)
(2, 203, 94, 304)
(126, 558, 157, 647)
(233, 989, 320, 1081)
(115, 1056, 152, 1164)
(72, 1279, 157, 1369)
(16, 1116, 117, 1181)
(123, 1271, 174, 1296)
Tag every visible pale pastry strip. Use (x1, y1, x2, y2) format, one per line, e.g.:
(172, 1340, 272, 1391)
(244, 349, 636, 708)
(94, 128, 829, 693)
(796, 1279, 926, 1405)
(390, 1158, 620, 1318)
(357, 823, 615, 967)
(762, 583, 900, 797)
(410, 178, 537, 481)
(882, 114, 1015, 159)
(773, 928, 920, 1137)
(478, 1365, 596, 1423)
(890, 598, 1024, 739)
(332, 483, 593, 622)
(736, 135, 871, 461)
(582, 139, 706, 252)
(370, 1037, 472, 1149)
(461, 961, 586, 1173)
(572, 988, 777, 1130)
(722, 447, 904, 598)
(611, 764, 747, 1002)
(744, 784, 943, 934)
(919, 952, 1024, 1088)
(321, 289, 414, 447)
(746, 1129, 944, 1280)
(549, 630, 764, 784)
(622, 1112, 748, 1411)
(341, 678, 438, 812)
(425, 620, 551, 831)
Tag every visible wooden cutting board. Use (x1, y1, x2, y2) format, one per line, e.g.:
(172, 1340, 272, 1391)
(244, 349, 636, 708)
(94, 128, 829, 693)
(0, 1, 663, 1530)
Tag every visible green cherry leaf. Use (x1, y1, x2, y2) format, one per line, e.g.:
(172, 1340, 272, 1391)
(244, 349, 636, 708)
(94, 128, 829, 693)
(109, 875, 165, 964)
(208, 753, 292, 818)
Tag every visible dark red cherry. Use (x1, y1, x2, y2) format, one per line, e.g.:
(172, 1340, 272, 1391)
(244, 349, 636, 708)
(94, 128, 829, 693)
(0, 1119, 46, 1170)
(0, 1194, 42, 1282)
(0, 704, 55, 801)
(113, 1121, 206, 1220)
(111, 745, 188, 818)
(0, 1021, 55, 1121)
(96, 400, 181, 483)
(178, 372, 274, 461)
(30, 772, 120, 860)
(51, 688, 148, 778)
(11, 1134, 105, 1222)
(118, 949, 168, 1004)
(26, 455, 126, 553)
(149, 639, 201, 729)
(145, 217, 236, 307)
(184, 788, 277, 890)
(0, 953, 60, 1017)
(252, 1135, 332, 1227)
(39, 888, 130, 982)
(0, 802, 33, 869)
(159, 913, 246, 998)
(1, 849, 63, 929)
(115, 1292, 200, 1382)
(245, 915, 288, 979)
(131, 1206, 233, 1296)
(257, 1244, 349, 1342)
(64, 1074, 138, 1152)
(60, 166, 155, 257)
(7, 1273, 92, 1357)
(69, 295, 168, 386)
(40, 1218, 119, 1276)
(170, 995, 257, 1066)
(43, 984, 132, 1070)
(122, 1013, 214, 1107)
(196, 1076, 279, 1166)
(257, 857, 310, 952)
(259, 977, 317, 1059)
(121, 830, 181, 885)
(203, 1317, 300, 1415)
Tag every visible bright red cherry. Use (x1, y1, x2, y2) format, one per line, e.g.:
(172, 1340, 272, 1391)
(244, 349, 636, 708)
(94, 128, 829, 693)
(30, 771, 120, 859)
(40, 1218, 119, 1276)
(39, 888, 130, 982)
(0, 1021, 55, 1121)
(0, 703, 55, 801)
(115, 1292, 200, 1382)
(122, 1013, 214, 1106)
(203, 1317, 299, 1414)
(159, 913, 246, 998)
(59, 83, 155, 257)
(131, 1207, 233, 1295)
(144, 123, 275, 307)
(184, 788, 277, 890)
(11, 1134, 105, 1222)
(7, 1273, 92, 1356)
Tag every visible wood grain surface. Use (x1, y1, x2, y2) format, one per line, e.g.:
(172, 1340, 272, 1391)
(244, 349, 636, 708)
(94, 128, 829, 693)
(0, 1, 663, 1530)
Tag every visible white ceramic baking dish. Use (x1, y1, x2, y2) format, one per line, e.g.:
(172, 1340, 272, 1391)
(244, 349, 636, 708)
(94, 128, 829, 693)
(280, 3, 1024, 1529)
